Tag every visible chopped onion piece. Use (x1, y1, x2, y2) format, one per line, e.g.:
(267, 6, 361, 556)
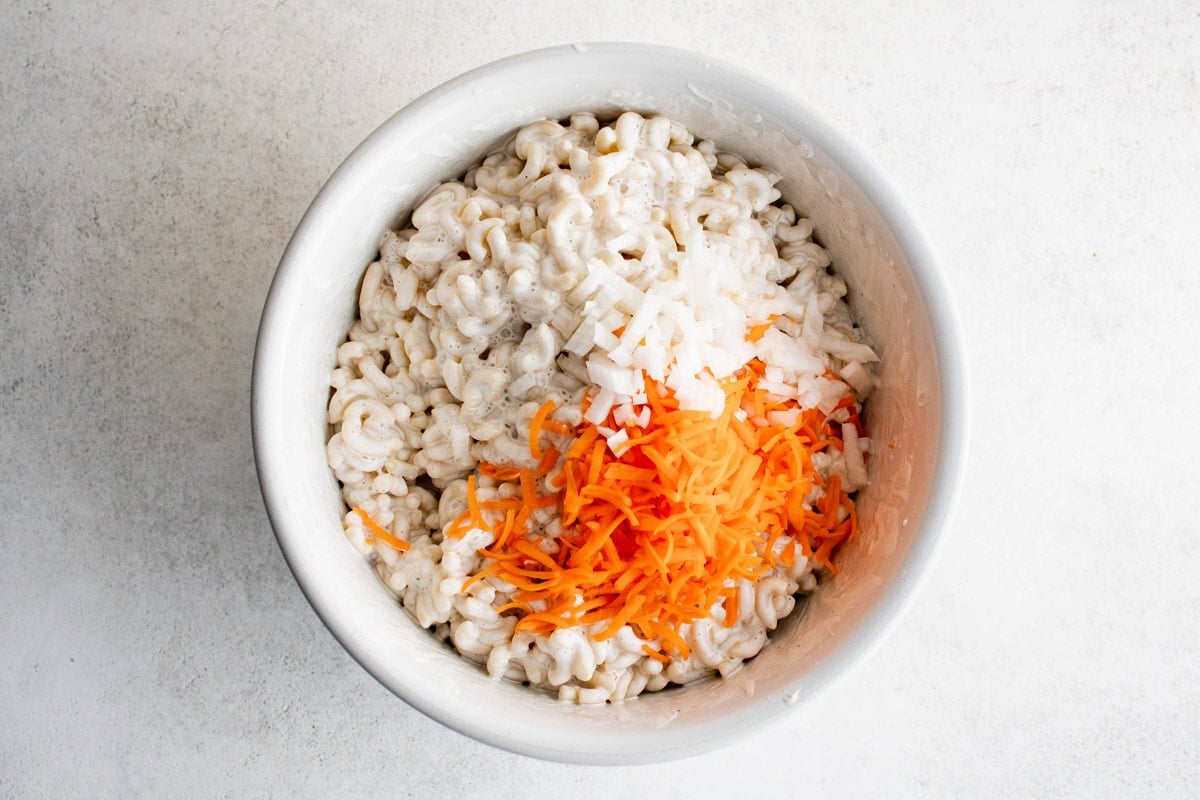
(819, 330, 879, 363)
(613, 403, 636, 427)
(841, 422, 869, 489)
(839, 360, 875, 397)
(584, 389, 616, 425)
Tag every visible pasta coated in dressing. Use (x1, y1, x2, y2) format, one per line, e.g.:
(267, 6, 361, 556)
(327, 112, 876, 703)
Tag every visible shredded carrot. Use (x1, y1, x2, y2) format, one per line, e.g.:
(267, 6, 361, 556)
(481, 463, 522, 481)
(745, 314, 780, 343)
(449, 360, 858, 660)
(641, 644, 671, 664)
(466, 475, 482, 526)
(353, 507, 410, 552)
(535, 447, 560, 477)
(721, 589, 738, 627)
(528, 399, 558, 459)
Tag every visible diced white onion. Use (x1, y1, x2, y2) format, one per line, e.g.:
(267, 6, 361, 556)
(841, 422, 869, 489)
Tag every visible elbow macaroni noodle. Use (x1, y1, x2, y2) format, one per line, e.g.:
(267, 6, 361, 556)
(327, 112, 876, 704)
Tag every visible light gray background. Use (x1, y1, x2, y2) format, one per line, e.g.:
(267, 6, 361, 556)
(3, 1, 1199, 797)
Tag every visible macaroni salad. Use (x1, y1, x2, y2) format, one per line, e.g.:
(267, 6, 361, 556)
(327, 112, 877, 703)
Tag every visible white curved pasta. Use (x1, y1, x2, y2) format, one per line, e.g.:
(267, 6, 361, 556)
(328, 112, 877, 704)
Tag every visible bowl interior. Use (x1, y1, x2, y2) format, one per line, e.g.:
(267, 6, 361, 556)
(254, 44, 959, 764)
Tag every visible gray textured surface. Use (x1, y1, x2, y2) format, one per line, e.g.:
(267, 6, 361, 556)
(3, 1, 1200, 797)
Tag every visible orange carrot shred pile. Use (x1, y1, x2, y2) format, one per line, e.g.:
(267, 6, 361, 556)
(448, 364, 859, 661)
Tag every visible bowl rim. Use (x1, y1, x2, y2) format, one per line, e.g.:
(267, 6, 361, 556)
(252, 41, 970, 764)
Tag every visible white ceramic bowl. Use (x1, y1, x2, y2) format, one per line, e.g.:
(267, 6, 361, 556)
(253, 43, 968, 764)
